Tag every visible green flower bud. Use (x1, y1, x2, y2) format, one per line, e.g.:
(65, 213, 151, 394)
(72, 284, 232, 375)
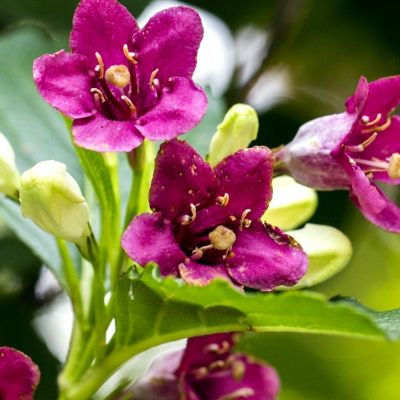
(207, 104, 259, 166)
(262, 176, 318, 231)
(0, 132, 20, 200)
(279, 224, 352, 290)
(20, 161, 90, 247)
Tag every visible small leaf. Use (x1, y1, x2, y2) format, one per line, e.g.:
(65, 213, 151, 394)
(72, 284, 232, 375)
(262, 175, 318, 230)
(280, 224, 352, 289)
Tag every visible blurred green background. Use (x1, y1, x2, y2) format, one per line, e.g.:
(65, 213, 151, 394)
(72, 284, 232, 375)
(1, 0, 400, 398)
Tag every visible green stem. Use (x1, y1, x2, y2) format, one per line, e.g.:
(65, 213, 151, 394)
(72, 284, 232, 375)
(59, 326, 235, 400)
(58, 321, 88, 390)
(56, 238, 84, 322)
(89, 238, 107, 363)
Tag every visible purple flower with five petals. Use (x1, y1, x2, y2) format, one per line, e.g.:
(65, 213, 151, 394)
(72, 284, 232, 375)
(131, 333, 280, 400)
(33, 0, 207, 152)
(122, 139, 308, 291)
(277, 76, 400, 233)
(0, 347, 40, 400)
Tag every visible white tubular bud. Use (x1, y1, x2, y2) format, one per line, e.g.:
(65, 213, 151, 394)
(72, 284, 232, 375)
(20, 161, 90, 246)
(0, 132, 20, 199)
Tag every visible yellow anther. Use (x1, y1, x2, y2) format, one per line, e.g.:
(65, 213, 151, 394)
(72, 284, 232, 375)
(231, 360, 246, 381)
(121, 95, 137, 114)
(149, 68, 159, 90)
(90, 88, 105, 103)
(95, 52, 104, 79)
(216, 193, 229, 207)
(217, 388, 255, 400)
(361, 113, 381, 126)
(388, 153, 400, 180)
(204, 340, 230, 355)
(123, 44, 137, 64)
(361, 116, 392, 134)
(240, 209, 252, 230)
(209, 360, 225, 370)
(181, 203, 197, 225)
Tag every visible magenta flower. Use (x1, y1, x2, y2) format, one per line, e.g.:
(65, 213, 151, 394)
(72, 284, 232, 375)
(0, 347, 40, 400)
(132, 333, 280, 400)
(122, 139, 308, 291)
(33, 0, 207, 152)
(277, 76, 400, 233)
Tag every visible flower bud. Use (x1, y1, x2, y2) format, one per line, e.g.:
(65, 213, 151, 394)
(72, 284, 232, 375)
(278, 224, 352, 290)
(207, 104, 259, 166)
(20, 161, 90, 247)
(0, 131, 20, 199)
(262, 176, 318, 230)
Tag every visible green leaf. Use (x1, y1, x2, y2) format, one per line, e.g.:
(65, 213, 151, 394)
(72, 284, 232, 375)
(0, 27, 81, 181)
(0, 196, 64, 285)
(114, 265, 397, 350)
(66, 266, 400, 399)
(0, 28, 83, 284)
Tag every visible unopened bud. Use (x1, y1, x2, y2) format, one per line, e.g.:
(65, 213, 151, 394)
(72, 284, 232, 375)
(20, 161, 90, 247)
(208, 104, 259, 166)
(262, 176, 318, 230)
(0, 132, 20, 199)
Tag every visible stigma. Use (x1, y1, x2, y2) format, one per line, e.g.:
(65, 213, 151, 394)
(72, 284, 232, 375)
(105, 65, 131, 88)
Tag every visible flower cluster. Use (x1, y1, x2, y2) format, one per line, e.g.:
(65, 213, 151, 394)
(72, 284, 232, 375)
(122, 139, 308, 291)
(33, 0, 207, 152)
(132, 333, 280, 400)
(278, 76, 400, 233)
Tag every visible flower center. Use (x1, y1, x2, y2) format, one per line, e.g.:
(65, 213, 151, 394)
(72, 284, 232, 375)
(209, 226, 236, 250)
(344, 113, 399, 180)
(105, 65, 131, 88)
(89, 47, 161, 122)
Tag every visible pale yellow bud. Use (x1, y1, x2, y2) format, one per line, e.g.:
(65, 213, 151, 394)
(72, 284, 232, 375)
(20, 161, 90, 246)
(207, 104, 259, 166)
(0, 131, 20, 199)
